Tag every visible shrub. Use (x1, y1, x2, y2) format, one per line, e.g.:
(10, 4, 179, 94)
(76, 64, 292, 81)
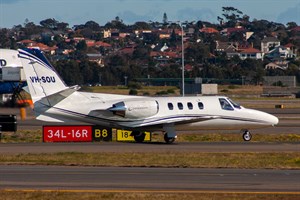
(220, 89, 229, 93)
(167, 89, 175, 94)
(156, 90, 168, 95)
(129, 89, 138, 95)
(128, 81, 142, 89)
(228, 85, 239, 89)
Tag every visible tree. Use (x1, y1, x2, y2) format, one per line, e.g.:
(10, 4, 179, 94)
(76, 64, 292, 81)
(109, 55, 126, 67)
(76, 40, 87, 52)
(169, 29, 177, 47)
(186, 43, 210, 64)
(219, 7, 244, 27)
(163, 12, 168, 25)
(286, 22, 298, 29)
(79, 61, 101, 84)
(132, 45, 149, 60)
(0, 29, 10, 48)
(40, 18, 59, 30)
(133, 21, 151, 30)
(23, 20, 42, 37)
(54, 60, 83, 85)
(104, 16, 127, 30)
(57, 22, 69, 31)
(85, 21, 101, 31)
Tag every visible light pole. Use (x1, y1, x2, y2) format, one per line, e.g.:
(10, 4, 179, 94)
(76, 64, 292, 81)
(124, 76, 128, 86)
(168, 21, 187, 96)
(180, 22, 185, 96)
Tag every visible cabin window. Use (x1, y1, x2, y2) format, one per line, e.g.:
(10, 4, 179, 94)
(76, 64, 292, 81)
(219, 98, 234, 111)
(178, 102, 183, 110)
(198, 102, 204, 110)
(187, 102, 193, 110)
(168, 103, 174, 110)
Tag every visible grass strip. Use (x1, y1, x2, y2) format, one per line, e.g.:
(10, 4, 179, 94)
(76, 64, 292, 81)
(1, 130, 300, 143)
(1, 190, 299, 200)
(1, 152, 300, 169)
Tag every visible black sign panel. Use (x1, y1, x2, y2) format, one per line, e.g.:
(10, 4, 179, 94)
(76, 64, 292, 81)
(92, 126, 112, 141)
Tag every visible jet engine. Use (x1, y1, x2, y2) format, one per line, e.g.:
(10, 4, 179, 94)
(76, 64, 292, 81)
(109, 100, 159, 119)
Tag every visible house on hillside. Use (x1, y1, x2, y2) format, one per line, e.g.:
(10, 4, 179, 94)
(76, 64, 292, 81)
(215, 41, 238, 52)
(85, 39, 95, 47)
(265, 61, 289, 70)
(261, 37, 280, 54)
(220, 26, 246, 37)
(27, 43, 58, 54)
(17, 39, 36, 47)
(117, 46, 135, 56)
(103, 30, 111, 38)
(265, 45, 296, 60)
(17, 40, 57, 54)
(217, 41, 262, 60)
(150, 50, 181, 63)
(73, 37, 85, 44)
(289, 26, 300, 33)
(200, 27, 219, 34)
(239, 47, 262, 60)
(87, 53, 104, 67)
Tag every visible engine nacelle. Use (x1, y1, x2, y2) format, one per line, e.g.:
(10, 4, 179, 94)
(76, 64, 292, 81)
(109, 100, 159, 119)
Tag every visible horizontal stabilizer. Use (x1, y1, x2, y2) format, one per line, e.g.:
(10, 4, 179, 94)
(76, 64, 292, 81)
(36, 115, 65, 122)
(37, 87, 78, 107)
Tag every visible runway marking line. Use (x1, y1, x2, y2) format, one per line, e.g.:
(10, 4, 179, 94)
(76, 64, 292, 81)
(2, 189, 300, 195)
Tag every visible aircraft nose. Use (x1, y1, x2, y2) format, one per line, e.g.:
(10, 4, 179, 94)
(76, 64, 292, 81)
(249, 109, 279, 126)
(267, 113, 279, 126)
(262, 112, 279, 126)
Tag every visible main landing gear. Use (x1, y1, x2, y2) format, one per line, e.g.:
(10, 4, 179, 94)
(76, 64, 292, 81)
(164, 133, 177, 144)
(163, 124, 177, 144)
(132, 131, 145, 143)
(242, 130, 252, 141)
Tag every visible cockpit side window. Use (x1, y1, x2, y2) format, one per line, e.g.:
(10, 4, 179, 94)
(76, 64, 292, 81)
(219, 98, 234, 111)
(227, 98, 241, 109)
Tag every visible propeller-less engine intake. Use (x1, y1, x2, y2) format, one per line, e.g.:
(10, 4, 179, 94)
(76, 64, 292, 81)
(109, 100, 159, 119)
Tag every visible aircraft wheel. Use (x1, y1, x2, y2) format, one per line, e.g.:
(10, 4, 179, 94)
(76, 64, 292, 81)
(164, 133, 176, 144)
(243, 130, 252, 141)
(133, 131, 145, 143)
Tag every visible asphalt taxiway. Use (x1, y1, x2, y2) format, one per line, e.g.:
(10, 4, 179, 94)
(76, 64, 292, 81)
(1, 165, 300, 192)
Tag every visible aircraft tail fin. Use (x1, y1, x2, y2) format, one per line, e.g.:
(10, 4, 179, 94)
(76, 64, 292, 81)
(18, 48, 68, 103)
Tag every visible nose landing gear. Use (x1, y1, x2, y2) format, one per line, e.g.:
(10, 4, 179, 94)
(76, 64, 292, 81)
(242, 130, 252, 141)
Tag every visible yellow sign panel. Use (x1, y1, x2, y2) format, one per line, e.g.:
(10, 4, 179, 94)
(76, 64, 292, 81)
(116, 130, 151, 142)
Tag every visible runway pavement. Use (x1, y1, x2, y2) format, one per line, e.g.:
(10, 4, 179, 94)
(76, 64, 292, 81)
(1, 165, 300, 192)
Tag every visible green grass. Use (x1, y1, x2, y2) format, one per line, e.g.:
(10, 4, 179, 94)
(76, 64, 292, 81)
(1, 190, 299, 200)
(177, 133, 300, 143)
(1, 152, 300, 169)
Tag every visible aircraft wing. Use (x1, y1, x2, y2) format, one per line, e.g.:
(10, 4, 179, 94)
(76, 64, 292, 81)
(124, 115, 220, 128)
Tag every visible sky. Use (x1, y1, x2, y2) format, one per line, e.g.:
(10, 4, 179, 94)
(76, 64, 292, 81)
(0, 0, 300, 28)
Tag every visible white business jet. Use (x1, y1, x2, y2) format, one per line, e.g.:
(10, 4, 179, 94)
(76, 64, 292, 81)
(17, 48, 278, 143)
